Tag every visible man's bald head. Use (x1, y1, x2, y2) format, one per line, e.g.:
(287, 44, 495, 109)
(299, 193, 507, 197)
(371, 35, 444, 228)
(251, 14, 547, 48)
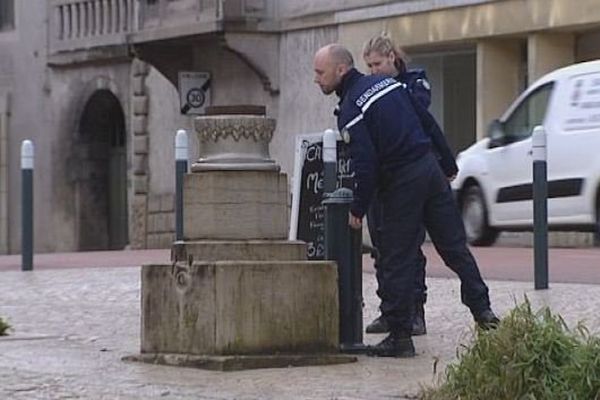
(322, 44, 354, 67)
(313, 44, 354, 95)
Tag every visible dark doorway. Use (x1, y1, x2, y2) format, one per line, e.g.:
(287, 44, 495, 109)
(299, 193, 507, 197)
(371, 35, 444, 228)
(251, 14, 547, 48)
(77, 90, 128, 250)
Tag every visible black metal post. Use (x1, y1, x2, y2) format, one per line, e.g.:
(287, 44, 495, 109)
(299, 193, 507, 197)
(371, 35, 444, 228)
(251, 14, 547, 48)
(21, 140, 33, 271)
(532, 126, 548, 289)
(175, 130, 188, 241)
(323, 188, 367, 353)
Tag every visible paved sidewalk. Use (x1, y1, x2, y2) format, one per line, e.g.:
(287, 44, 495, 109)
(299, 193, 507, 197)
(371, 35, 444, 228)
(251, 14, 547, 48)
(0, 249, 169, 271)
(2, 245, 600, 284)
(2, 263, 600, 399)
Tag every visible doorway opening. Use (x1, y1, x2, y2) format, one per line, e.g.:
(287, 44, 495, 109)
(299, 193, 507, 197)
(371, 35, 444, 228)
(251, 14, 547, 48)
(77, 90, 128, 250)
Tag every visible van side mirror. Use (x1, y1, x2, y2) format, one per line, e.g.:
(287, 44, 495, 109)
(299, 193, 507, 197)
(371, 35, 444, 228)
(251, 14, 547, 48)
(487, 119, 505, 148)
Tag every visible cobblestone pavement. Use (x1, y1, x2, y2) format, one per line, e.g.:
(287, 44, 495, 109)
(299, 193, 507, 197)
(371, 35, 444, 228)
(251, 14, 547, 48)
(1, 267, 600, 399)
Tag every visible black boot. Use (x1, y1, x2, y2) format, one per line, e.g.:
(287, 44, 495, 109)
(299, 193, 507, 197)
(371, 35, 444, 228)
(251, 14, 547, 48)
(366, 315, 390, 334)
(367, 331, 415, 358)
(474, 309, 500, 330)
(411, 303, 427, 336)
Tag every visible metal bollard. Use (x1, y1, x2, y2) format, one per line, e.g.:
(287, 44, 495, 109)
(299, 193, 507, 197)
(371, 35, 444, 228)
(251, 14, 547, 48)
(322, 129, 337, 194)
(532, 125, 548, 289)
(175, 130, 188, 241)
(21, 140, 34, 271)
(323, 188, 367, 353)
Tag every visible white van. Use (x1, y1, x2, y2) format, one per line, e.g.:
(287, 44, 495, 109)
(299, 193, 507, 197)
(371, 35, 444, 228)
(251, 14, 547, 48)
(451, 60, 600, 246)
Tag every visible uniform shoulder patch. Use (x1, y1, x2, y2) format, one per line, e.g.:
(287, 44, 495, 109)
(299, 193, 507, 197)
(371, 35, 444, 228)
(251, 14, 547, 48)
(342, 128, 351, 144)
(418, 78, 431, 91)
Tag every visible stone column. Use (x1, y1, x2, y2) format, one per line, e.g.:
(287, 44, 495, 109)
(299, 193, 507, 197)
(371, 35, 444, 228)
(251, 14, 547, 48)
(528, 32, 575, 85)
(476, 39, 522, 140)
(130, 59, 150, 249)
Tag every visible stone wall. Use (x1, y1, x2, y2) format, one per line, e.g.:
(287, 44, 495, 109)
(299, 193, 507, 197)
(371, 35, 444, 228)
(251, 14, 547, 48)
(0, 93, 8, 254)
(146, 193, 175, 249)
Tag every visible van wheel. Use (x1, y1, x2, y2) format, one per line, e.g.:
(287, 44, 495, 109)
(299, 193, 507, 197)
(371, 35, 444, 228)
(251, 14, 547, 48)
(461, 185, 499, 246)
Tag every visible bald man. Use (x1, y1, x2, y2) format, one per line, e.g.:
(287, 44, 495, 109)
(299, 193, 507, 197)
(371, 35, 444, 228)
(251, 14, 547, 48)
(313, 44, 498, 358)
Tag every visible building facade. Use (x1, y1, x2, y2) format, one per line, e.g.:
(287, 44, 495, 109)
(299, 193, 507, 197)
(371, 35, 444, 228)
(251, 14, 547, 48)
(0, 0, 599, 254)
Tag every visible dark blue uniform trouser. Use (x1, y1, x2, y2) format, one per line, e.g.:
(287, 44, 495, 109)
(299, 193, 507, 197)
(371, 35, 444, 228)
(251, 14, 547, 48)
(367, 200, 427, 306)
(377, 152, 491, 333)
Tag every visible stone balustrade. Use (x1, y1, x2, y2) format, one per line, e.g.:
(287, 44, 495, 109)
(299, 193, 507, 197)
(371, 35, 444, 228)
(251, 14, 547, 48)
(49, 0, 137, 52)
(48, 0, 275, 54)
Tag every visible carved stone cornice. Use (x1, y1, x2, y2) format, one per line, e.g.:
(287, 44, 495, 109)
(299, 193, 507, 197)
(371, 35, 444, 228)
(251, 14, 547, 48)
(193, 114, 279, 172)
(195, 116, 275, 143)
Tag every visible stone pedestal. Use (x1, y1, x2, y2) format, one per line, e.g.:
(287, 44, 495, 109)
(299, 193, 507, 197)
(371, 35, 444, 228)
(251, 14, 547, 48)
(132, 108, 353, 371)
(171, 240, 307, 263)
(183, 170, 288, 240)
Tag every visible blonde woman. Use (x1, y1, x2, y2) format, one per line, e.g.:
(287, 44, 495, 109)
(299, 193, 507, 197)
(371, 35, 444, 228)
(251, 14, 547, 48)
(362, 34, 459, 337)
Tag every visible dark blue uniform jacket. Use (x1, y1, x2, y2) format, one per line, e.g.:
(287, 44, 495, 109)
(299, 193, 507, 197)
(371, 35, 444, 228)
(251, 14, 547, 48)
(335, 68, 431, 218)
(398, 69, 432, 109)
(398, 69, 458, 179)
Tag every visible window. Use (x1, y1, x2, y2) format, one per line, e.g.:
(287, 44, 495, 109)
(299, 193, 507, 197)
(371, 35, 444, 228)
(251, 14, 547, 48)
(503, 82, 554, 141)
(0, 0, 14, 32)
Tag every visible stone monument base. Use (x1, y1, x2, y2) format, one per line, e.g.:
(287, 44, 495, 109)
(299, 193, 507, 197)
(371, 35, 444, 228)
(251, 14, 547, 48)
(123, 352, 356, 372)
(171, 240, 307, 263)
(140, 261, 341, 361)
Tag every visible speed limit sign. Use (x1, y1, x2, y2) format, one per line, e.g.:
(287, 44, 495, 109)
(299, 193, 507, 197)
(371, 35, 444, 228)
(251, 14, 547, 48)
(178, 71, 211, 115)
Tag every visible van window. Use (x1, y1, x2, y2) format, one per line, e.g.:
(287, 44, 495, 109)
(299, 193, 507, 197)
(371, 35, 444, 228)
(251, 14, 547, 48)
(563, 72, 600, 132)
(503, 83, 554, 141)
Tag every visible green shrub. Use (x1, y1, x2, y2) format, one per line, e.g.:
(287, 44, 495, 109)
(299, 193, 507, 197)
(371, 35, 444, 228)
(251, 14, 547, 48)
(421, 299, 600, 400)
(0, 316, 10, 336)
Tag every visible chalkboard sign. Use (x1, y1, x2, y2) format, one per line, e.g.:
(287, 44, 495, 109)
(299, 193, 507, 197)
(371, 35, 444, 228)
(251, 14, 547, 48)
(289, 132, 354, 260)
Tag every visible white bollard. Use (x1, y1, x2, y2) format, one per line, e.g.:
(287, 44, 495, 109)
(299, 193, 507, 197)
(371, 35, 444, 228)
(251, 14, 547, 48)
(21, 140, 34, 271)
(323, 129, 337, 193)
(175, 130, 188, 241)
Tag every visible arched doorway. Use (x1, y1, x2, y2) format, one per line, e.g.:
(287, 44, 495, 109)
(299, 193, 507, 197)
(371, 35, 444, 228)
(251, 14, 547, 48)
(76, 90, 128, 250)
